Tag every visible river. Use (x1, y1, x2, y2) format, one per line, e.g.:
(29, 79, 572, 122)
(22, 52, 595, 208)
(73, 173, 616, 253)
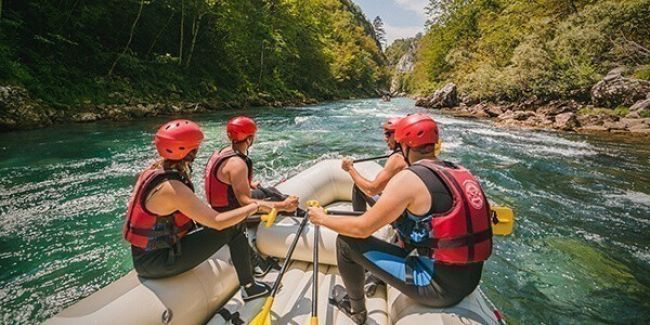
(1, 98, 649, 323)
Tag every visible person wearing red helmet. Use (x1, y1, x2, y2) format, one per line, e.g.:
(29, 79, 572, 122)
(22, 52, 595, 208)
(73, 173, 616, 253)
(341, 116, 407, 212)
(205, 116, 298, 214)
(204, 116, 299, 275)
(308, 114, 492, 324)
(124, 119, 273, 301)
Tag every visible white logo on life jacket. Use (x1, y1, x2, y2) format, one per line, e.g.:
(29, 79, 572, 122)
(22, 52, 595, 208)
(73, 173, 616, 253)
(463, 180, 484, 210)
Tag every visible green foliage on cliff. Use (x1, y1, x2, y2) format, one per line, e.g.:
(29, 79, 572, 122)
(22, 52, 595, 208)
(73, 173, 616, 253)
(385, 37, 418, 68)
(0, 0, 386, 106)
(413, 0, 650, 101)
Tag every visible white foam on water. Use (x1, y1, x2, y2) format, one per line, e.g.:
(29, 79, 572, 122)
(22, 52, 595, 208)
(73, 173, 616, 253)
(576, 230, 605, 244)
(294, 116, 312, 125)
(350, 107, 379, 115)
(468, 128, 593, 149)
(632, 248, 650, 263)
(432, 116, 485, 128)
(525, 145, 598, 158)
(607, 191, 650, 207)
(441, 140, 462, 151)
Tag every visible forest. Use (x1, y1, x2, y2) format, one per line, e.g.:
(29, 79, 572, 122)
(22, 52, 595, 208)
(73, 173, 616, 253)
(0, 0, 386, 110)
(407, 0, 650, 102)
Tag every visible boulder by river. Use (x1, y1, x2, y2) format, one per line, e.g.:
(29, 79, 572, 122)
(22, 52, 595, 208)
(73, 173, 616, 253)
(415, 83, 458, 109)
(418, 70, 650, 136)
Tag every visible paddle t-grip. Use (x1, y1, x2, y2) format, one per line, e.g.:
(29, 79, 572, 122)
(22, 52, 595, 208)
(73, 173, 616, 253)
(260, 208, 278, 228)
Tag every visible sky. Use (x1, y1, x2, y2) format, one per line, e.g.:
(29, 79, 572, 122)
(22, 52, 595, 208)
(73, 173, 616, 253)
(353, 0, 428, 46)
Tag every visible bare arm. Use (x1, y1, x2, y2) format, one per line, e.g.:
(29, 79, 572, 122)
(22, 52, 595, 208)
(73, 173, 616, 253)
(346, 154, 406, 196)
(224, 158, 297, 212)
(146, 180, 258, 230)
(310, 170, 419, 238)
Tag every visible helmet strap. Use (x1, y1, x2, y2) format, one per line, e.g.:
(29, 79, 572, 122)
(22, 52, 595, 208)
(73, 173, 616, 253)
(400, 145, 412, 166)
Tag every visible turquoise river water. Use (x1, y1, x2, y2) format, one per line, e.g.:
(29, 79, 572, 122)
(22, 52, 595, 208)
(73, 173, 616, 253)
(0, 98, 649, 324)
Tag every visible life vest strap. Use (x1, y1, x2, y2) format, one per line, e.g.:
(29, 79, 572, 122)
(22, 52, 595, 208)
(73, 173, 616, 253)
(127, 221, 193, 237)
(408, 228, 492, 249)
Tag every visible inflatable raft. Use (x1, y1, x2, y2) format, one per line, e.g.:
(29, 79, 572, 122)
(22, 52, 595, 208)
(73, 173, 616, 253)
(46, 160, 500, 325)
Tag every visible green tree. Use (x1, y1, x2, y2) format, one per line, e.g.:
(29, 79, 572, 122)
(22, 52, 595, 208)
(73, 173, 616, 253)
(373, 16, 386, 49)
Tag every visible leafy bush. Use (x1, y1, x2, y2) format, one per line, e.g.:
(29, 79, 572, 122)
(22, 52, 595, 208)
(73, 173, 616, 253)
(412, 0, 650, 101)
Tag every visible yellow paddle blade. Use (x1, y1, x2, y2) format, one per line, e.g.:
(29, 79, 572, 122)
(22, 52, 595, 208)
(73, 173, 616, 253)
(491, 206, 515, 236)
(310, 316, 319, 325)
(260, 208, 278, 228)
(250, 297, 274, 325)
(306, 200, 321, 208)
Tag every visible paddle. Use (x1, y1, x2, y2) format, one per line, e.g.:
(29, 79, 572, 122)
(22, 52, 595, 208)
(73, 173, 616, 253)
(306, 200, 322, 325)
(352, 154, 391, 164)
(250, 208, 311, 325)
(490, 206, 515, 235)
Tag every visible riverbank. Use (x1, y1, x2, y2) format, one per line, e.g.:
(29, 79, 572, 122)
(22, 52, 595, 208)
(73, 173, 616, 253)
(415, 70, 650, 137)
(438, 99, 650, 136)
(0, 85, 320, 131)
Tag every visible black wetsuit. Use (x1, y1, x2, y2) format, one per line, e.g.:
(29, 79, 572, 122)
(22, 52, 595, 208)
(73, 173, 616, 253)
(132, 226, 254, 281)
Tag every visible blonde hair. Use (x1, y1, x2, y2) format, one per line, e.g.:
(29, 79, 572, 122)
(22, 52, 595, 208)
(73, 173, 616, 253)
(411, 139, 443, 156)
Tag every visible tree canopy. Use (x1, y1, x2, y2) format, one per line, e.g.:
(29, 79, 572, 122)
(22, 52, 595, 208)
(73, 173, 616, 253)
(412, 0, 650, 101)
(0, 0, 387, 106)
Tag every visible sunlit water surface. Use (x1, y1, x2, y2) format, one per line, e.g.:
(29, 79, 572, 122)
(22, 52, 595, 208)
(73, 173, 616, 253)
(1, 98, 649, 323)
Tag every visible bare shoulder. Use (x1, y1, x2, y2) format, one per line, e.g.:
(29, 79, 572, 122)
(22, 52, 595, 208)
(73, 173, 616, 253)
(222, 154, 247, 173)
(145, 179, 193, 213)
(161, 179, 193, 197)
(385, 153, 407, 171)
(384, 168, 421, 194)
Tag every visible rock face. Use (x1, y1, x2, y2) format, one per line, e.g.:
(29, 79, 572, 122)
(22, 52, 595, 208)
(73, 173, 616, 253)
(390, 43, 416, 94)
(628, 95, 650, 117)
(554, 112, 578, 131)
(591, 69, 650, 107)
(0, 85, 56, 130)
(415, 83, 458, 109)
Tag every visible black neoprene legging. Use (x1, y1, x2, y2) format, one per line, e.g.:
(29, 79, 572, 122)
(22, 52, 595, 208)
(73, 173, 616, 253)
(131, 224, 253, 285)
(351, 185, 377, 212)
(336, 234, 483, 309)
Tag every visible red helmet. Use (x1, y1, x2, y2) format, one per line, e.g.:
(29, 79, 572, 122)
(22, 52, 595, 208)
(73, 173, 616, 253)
(394, 114, 439, 148)
(383, 117, 402, 131)
(227, 116, 257, 142)
(154, 119, 204, 160)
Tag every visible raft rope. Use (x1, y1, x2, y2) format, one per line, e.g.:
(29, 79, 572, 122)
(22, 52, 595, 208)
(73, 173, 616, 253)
(215, 307, 244, 325)
(478, 287, 507, 325)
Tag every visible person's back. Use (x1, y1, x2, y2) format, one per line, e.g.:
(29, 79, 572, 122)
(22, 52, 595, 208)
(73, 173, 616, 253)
(204, 116, 298, 216)
(308, 114, 492, 324)
(124, 119, 273, 301)
(204, 116, 298, 277)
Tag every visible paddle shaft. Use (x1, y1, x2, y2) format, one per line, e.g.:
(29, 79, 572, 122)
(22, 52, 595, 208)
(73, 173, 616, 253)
(325, 210, 364, 216)
(352, 154, 391, 164)
(312, 224, 319, 321)
(269, 209, 310, 297)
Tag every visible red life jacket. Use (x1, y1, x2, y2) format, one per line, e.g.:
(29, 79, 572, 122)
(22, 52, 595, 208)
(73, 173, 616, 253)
(393, 160, 492, 264)
(123, 169, 195, 250)
(204, 149, 253, 212)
